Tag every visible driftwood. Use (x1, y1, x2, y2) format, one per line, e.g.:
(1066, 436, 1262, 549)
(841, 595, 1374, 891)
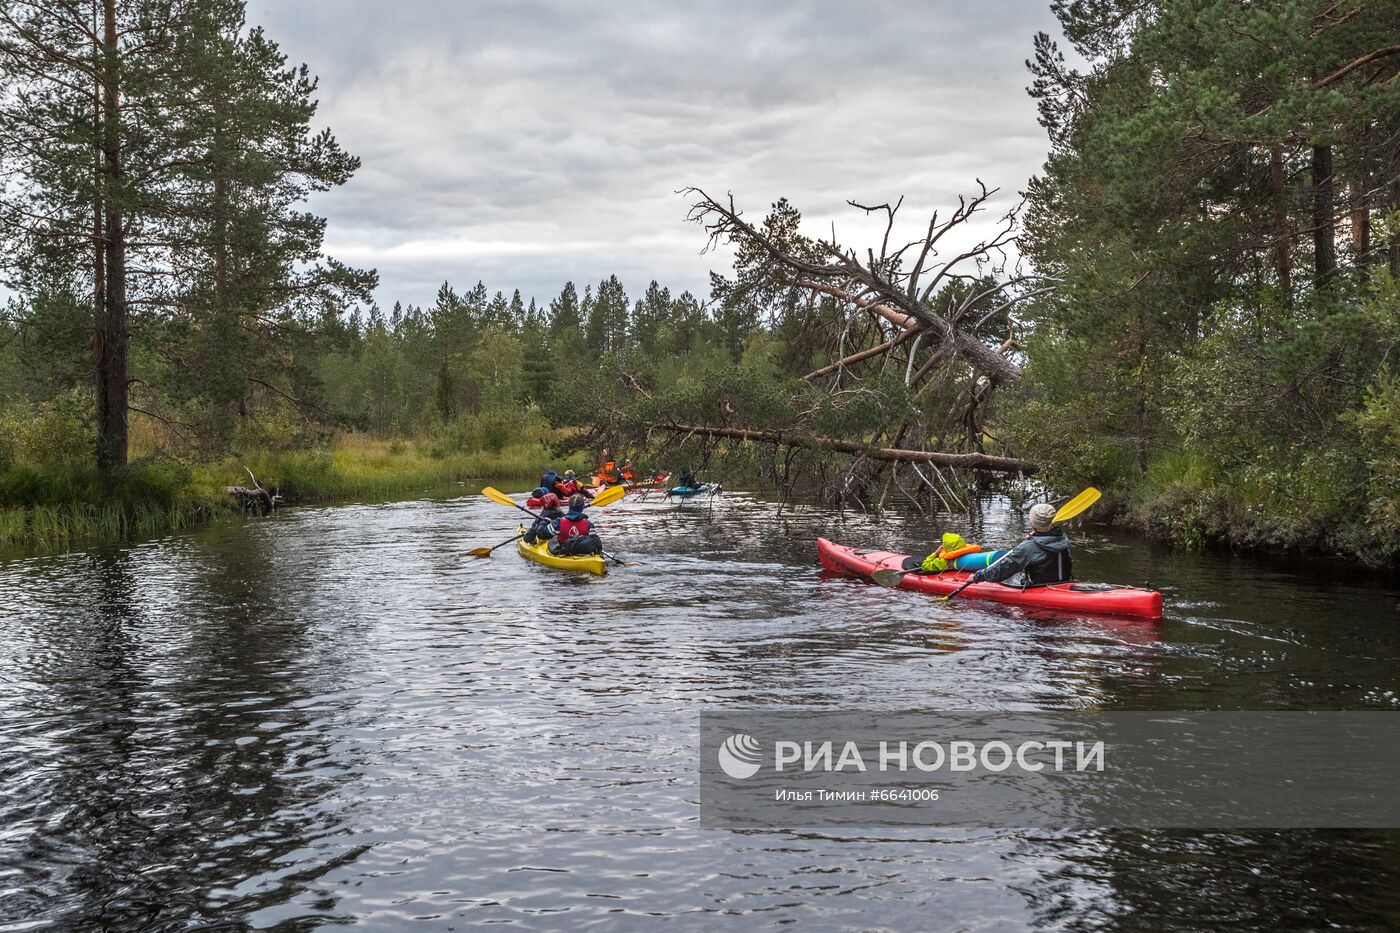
(649, 422, 1037, 475)
(225, 467, 281, 514)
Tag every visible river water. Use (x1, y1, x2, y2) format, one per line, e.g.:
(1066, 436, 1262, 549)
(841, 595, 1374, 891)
(2, 487, 1398, 930)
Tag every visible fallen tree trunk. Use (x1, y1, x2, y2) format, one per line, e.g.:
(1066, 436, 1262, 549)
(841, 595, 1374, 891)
(797, 280, 920, 331)
(804, 328, 919, 381)
(225, 467, 281, 514)
(651, 422, 1037, 474)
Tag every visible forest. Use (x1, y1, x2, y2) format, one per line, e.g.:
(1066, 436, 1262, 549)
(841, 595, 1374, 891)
(2, 0, 1398, 563)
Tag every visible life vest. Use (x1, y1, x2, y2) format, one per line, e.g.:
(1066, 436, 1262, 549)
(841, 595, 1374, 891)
(621, 466, 636, 482)
(558, 511, 591, 541)
(921, 533, 982, 573)
(597, 461, 620, 484)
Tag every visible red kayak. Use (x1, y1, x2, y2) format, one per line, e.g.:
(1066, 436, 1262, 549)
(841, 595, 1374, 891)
(817, 538, 1163, 620)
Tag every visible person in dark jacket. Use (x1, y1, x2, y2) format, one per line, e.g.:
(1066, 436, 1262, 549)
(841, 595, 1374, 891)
(677, 468, 697, 490)
(524, 493, 565, 545)
(549, 494, 602, 556)
(970, 503, 1073, 586)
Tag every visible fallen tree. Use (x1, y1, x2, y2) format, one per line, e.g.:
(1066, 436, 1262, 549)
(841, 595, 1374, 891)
(559, 183, 1054, 510)
(649, 422, 1037, 474)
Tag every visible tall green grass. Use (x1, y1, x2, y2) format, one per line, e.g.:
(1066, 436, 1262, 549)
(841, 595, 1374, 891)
(0, 434, 583, 551)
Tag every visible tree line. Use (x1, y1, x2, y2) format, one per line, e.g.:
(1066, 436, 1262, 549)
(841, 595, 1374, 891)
(3, 0, 1399, 564)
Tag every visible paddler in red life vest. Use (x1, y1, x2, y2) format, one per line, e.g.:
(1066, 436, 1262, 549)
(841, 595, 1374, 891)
(555, 469, 593, 500)
(549, 494, 603, 556)
(524, 493, 565, 545)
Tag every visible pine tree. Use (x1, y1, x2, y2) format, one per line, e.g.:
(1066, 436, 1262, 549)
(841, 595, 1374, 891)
(549, 282, 582, 336)
(0, 0, 374, 463)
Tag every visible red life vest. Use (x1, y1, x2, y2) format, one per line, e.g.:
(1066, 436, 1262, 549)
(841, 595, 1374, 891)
(557, 480, 581, 497)
(558, 513, 590, 540)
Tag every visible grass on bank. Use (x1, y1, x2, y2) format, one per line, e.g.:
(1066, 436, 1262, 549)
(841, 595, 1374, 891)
(0, 434, 583, 551)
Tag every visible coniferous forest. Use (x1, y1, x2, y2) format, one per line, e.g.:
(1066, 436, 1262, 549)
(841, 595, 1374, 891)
(2, 0, 1399, 564)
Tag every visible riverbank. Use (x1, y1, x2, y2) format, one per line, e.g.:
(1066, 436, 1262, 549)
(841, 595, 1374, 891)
(0, 435, 585, 551)
(1097, 448, 1398, 571)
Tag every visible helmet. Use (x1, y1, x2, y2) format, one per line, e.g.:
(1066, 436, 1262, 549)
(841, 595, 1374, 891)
(541, 493, 560, 509)
(533, 486, 548, 498)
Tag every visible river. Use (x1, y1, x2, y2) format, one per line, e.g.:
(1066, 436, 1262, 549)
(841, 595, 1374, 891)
(2, 487, 1398, 930)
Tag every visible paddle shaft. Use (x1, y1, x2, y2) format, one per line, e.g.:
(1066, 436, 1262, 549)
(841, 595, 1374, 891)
(601, 548, 637, 567)
(470, 530, 523, 557)
(939, 578, 977, 602)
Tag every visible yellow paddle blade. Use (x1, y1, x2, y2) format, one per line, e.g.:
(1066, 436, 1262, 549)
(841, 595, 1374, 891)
(467, 547, 493, 558)
(591, 484, 626, 508)
(481, 486, 516, 507)
(1053, 487, 1101, 524)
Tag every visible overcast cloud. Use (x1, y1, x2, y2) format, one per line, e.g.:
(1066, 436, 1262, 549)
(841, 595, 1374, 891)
(244, 0, 1064, 310)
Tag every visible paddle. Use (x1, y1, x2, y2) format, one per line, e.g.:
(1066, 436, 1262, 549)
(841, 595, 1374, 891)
(474, 483, 629, 561)
(482, 482, 624, 522)
(869, 487, 1103, 595)
(467, 530, 523, 559)
(601, 548, 640, 568)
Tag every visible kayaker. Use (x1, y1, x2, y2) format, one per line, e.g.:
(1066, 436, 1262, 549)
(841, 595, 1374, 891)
(620, 460, 637, 483)
(524, 493, 565, 545)
(677, 468, 697, 489)
(549, 493, 602, 556)
(596, 459, 621, 486)
(556, 469, 593, 499)
(970, 503, 1073, 587)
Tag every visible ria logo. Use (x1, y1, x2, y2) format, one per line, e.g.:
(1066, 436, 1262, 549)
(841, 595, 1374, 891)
(717, 733, 763, 779)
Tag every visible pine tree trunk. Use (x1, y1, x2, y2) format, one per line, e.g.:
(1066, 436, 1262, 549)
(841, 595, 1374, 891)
(95, 0, 128, 469)
(1351, 128, 1371, 278)
(1311, 144, 1336, 288)
(1391, 178, 1400, 275)
(1269, 145, 1291, 296)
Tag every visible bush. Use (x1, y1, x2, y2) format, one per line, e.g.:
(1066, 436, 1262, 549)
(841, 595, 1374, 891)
(0, 387, 92, 468)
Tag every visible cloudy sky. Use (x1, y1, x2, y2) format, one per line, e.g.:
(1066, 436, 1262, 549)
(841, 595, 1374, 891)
(244, 0, 1065, 311)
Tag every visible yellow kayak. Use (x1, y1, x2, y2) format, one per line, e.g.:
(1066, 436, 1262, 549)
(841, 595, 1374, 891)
(516, 524, 606, 576)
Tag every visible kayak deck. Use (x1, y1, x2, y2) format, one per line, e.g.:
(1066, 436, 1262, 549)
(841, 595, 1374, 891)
(668, 484, 711, 497)
(517, 524, 606, 576)
(817, 538, 1162, 620)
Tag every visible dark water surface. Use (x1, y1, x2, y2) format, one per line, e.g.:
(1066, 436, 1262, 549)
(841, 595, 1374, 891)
(2, 487, 1399, 930)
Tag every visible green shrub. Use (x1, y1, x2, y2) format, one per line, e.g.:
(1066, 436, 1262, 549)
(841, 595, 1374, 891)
(0, 387, 92, 468)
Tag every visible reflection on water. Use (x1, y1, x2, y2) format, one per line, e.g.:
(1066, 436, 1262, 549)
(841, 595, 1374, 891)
(2, 488, 1398, 929)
